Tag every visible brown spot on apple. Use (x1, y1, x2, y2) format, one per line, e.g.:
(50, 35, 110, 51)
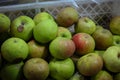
(17, 22, 25, 32)
(118, 53, 120, 58)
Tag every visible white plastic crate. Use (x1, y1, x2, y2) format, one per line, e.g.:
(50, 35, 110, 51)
(0, 0, 117, 28)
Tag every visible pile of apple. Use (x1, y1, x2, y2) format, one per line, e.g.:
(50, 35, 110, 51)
(0, 6, 120, 80)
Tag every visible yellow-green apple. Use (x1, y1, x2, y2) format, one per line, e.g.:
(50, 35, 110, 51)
(49, 58, 75, 80)
(49, 37, 75, 59)
(112, 35, 120, 47)
(0, 61, 24, 80)
(103, 46, 120, 73)
(110, 16, 120, 35)
(72, 33, 95, 55)
(75, 17, 96, 34)
(27, 39, 48, 59)
(92, 27, 113, 50)
(57, 26, 72, 39)
(23, 58, 49, 80)
(91, 70, 113, 80)
(1, 37, 29, 63)
(94, 50, 105, 58)
(69, 72, 85, 80)
(0, 13, 11, 33)
(33, 19, 58, 44)
(77, 53, 103, 76)
(10, 16, 35, 41)
(56, 7, 79, 27)
(33, 12, 54, 25)
(114, 72, 120, 80)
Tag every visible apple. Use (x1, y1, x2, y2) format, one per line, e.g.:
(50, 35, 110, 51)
(33, 12, 54, 25)
(49, 37, 75, 59)
(92, 27, 113, 50)
(33, 19, 58, 44)
(91, 70, 113, 80)
(112, 35, 120, 47)
(77, 53, 103, 76)
(57, 26, 72, 39)
(49, 58, 75, 80)
(94, 50, 105, 58)
(0, 61, 24, 80)
(23, 58, 49, 80)
(75, 17, 96, 34)
(72, 33, 95, 55)
(10, 15, 35, 41)
(69, 72, 85, 80)
(110, 16, 120, 35)
(56, 7, 79, 27)
(103, 46, 120, 73)
(1, 37, 29, 63)
(27, 39, 48, 59)
(0, 13, 11, 33)
(114, 72, 120, 80)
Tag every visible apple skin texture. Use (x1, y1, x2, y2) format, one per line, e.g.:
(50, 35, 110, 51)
(103, 46, 120, 73)
(1, 37, 29, 63)
(49, 58, 75, 80)
(77, 53, 103, 76)
(75, 17, 96, 35)
(0, 13, 11, 33)
(49, 37, 75, 59)
(72, 33, 95, 55)
(33, 19, 58, 44)
(110, 16, 120, 35)
(112, 35, 120, 47)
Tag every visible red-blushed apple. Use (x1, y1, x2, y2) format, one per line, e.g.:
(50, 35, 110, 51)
(75, 17, 96, 35)
(49, 37, 75, 59)
(92, 27, 113, 50)
(27, 40, 48, 59)
(57, 26, 72, 39)
(77, 53, 103, 76)
(72, 33, 95, 55)
(49, 58, 75, 80)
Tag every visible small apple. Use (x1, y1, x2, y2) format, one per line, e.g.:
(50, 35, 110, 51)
(27, 39, 48, 59)
(56, 7, 79, 27)
(91, 70, 113, 80)
(94, 50, 105, 58)
(0, 13, 11, 33)
(77, 53, 103, 76)
(33, 19, 58, 44)
(49, 37, 75, 59)
(114, 72, 120, 80)
(23, 58, 49, 80)
(49, 58, 75, 80)
(57, 26, 72, 39)
(112, 35, 120, 47)
(75, 17, 96, 34)
(92, 27, 113, 50)
(1, 37, 29, 63)
(33, 12, 54, 25)
(103, 46, 120, 73)
(72, 33, 95, 55)
(10, 15, 35, 41)
(110, 16, 120, 35)
(0, 61, 24, 80)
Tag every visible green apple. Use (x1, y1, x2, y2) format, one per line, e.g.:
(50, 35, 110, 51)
(110, 16, 120, 35)
(10, 15, 35, 41)
(94, 50, 105, 58)
(114, 72, 120, 80)
(72, 33, 95, 55)
(23, 58, 49, 80)
(91, 70, 113, 80)
(33, 12, 54, 25)
(49, 37, 75, 59)
(57, 26, 72, 39)
(49, 58, 75, 80)
(33, 19, 58, 44)
(0, 13, 11, 33)
(1, 37, 29, 63)
(56, 7, 79, 27)
(112, 35, 120, 47)
(103, 46, 120, 72)
(27, 39, 48, 59)
(75, 17, 96, 35)
(92, 27, 113, 50)
(0, 61, 24, 80)
(77, 53, 103, 76)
